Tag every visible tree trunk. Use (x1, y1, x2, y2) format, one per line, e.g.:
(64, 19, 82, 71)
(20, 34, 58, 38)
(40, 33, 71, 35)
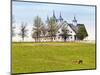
(64, 36, 66, 42)
(22, 37, 24, 42)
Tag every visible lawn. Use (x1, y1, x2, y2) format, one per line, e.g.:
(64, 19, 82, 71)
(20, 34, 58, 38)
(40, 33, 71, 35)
(12, 42, 96, 74)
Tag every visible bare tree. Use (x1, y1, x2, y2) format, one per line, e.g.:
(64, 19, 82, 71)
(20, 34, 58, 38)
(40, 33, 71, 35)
(18, 22, 28, 41)
(12, 16, 16, 37)
(12, 26, 16, 37)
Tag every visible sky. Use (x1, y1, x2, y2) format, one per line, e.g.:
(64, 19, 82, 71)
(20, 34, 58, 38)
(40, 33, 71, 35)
(12, 1, 96, 40)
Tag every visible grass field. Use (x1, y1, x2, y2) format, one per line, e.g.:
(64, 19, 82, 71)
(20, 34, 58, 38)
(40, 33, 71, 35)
(12, 42, 96, 74)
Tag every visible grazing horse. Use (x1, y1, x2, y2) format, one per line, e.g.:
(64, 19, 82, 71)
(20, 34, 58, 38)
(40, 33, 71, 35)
(78, 60, 83, 64)
(72, 59, 83, 64)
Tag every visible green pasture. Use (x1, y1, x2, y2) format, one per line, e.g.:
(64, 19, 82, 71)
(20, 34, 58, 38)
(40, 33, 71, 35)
(12, 42, 96, 74)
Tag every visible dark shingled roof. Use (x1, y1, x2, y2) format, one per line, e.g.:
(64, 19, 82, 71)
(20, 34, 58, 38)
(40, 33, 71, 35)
(68, 24, 78, 33)
(68, 23, 87, 34)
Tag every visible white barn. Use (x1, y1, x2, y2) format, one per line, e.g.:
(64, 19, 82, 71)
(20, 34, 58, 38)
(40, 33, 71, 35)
(12, 12, 88, 42)
(34, 12, 87, 42)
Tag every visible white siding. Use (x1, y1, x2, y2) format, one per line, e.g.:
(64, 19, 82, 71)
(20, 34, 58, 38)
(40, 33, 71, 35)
(12, 22, 76, 42)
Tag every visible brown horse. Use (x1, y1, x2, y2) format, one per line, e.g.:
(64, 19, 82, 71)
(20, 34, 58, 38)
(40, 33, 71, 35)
(72, 59, 83, 64)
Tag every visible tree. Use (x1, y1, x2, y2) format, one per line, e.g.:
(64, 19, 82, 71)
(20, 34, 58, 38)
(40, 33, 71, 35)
(18, 22, 28, 41)
(61, 22, 69, 42)
(47, 17, 58, 41)
(41, 23, 47, 37)
(32, 16, 43, 42)
(12, 16, 16, 37)
(12, 26, 16, 37)
(76, 25, 88, 40)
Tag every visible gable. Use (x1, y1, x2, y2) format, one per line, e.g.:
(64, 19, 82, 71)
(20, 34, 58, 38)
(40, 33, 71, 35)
(68, 24, 78, 33)
(57, 22, 76, 35)
(67, 24, 76, 35)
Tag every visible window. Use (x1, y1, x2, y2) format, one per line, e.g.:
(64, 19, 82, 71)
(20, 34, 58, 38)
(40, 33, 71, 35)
(71, 36, 72, 39)
(58, 37, 60, 39)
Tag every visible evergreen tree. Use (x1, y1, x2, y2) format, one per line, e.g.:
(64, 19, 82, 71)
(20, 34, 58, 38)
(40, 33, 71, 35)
(47, 17, 58, 41)
(76, 25, 88, 40)
(32, 16, 43, 42)
(41, 23, 47, 37)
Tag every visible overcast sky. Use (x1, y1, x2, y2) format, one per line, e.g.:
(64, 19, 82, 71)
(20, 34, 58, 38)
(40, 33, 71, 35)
(12, 1, 96, 40)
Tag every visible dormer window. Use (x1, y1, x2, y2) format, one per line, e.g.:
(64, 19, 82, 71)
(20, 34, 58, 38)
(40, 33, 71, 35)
(58, 31, 60, 33)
